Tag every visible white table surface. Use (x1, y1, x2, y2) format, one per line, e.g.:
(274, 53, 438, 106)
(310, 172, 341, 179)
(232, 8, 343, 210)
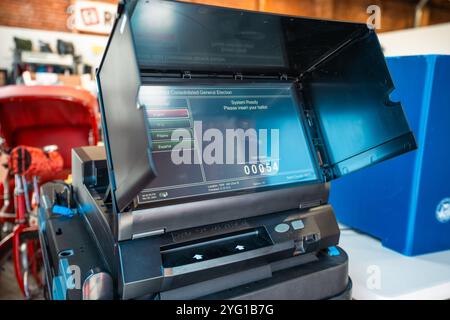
(339, 228, 450, 300)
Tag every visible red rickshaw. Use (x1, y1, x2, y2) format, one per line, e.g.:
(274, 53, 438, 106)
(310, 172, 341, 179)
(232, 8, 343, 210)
(0, 85, 99, 298)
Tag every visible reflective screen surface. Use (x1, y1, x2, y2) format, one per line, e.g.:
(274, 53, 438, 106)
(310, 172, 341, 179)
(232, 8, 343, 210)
(131, 0, 287, 71)
(130, 0, 365, 73)
(137, 83, 318, 204)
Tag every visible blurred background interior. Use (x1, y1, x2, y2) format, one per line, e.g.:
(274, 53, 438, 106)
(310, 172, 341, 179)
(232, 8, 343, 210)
(0, 0, 449, 90)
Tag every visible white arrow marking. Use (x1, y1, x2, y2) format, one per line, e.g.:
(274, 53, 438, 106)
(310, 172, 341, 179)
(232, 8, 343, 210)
(193, 254, 203, 260)
(235, 245, 245, 251)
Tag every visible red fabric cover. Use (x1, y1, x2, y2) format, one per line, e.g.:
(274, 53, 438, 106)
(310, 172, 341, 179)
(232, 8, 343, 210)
(13, 126, 90, 169)
(9, 146, 64, 181)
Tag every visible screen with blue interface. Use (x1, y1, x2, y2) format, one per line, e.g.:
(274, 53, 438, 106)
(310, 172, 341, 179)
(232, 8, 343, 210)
(137, 83, 318, 204)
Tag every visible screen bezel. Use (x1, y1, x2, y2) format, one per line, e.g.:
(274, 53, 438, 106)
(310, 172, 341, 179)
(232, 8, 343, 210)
(135, 78, 323, 210)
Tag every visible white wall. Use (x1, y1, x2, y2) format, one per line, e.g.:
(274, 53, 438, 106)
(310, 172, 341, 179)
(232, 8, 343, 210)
(378, 22, 450, 56)
(0, 26, 108, 72)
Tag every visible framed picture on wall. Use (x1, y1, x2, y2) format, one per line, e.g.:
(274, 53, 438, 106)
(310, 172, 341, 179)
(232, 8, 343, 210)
(0, 69, 7, 86)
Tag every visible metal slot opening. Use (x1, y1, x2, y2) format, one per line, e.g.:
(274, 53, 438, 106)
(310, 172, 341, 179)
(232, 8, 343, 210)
(161, 227, 273, 268)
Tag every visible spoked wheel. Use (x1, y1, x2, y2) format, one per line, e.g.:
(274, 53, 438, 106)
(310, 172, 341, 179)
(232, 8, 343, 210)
(12, 225, 43, 299)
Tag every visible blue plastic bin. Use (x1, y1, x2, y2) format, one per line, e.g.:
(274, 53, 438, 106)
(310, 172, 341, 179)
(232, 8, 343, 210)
(331, 55, 450, 256)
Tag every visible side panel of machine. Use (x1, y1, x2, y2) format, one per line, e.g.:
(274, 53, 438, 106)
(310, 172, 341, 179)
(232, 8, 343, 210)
(96, 12, 155, 213)
(72, 147, 116, 278)
(39, 183, 112, 299)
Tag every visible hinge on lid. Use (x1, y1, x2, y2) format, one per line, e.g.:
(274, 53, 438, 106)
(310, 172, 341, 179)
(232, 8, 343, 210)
(182, 71, 192, 79)
(303, 110, 332, 179)
(322, 167, 333, 181)
(234, 73, 243, 80)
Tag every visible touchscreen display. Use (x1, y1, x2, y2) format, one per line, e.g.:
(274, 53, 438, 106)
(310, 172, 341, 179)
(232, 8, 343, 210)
(137, 83, 318, 204)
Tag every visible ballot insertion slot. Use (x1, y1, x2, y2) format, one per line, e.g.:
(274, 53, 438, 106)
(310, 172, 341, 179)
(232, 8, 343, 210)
(161, 227, 273, 268)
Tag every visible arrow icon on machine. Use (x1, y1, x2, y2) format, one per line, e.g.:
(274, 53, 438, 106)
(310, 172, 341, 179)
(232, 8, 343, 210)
(235, 245, 245, 251)
(193, 254, 203, 261)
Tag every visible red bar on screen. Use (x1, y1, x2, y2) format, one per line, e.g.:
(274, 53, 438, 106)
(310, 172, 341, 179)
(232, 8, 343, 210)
(147, 109, 189, 118)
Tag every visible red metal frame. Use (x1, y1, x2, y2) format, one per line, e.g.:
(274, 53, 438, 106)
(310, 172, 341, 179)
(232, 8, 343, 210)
(0, 85, 99, 297)
(0, 85, 99, 221)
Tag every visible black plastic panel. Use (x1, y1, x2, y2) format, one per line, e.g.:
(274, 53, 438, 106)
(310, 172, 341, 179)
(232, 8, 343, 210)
(199, 248, 349, 300)
(304, 32, 417, 178)
(130, 0, 366, 75)
(128, 183, 329, 238)
(97, 13, 155, 211)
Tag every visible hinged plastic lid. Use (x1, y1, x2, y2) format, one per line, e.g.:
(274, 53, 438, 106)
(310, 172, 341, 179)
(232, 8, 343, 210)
(303, 32, 416, 178)
(97, 11, 155, 212)
(129, 0, 367, 75)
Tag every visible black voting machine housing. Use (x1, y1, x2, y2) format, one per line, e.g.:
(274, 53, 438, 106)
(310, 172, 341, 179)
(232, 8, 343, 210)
(37, 0, 416, 299)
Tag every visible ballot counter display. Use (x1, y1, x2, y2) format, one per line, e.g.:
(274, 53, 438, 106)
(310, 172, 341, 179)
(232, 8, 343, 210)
(38, 0, 416, 300)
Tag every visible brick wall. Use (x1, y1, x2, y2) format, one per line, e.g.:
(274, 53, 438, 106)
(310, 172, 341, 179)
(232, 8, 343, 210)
(0, 0, 119, 32)
(185, 0, 450, 32)
(0, 0, 449, 33)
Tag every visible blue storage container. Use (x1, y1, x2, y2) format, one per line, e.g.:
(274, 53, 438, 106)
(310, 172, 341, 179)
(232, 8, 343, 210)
(331, 55, 450, 256)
